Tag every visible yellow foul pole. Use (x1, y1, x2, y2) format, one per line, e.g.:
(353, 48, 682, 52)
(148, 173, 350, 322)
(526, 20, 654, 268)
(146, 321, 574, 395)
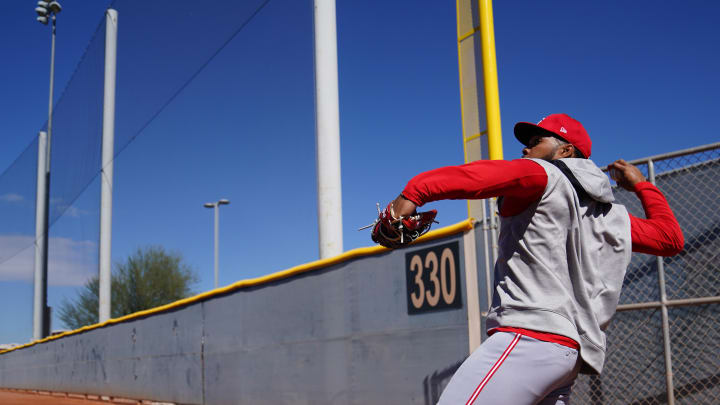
(479, 0, 503, 161)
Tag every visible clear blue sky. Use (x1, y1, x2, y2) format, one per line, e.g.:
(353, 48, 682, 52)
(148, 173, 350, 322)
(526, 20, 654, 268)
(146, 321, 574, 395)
(0, 1, 718, 343)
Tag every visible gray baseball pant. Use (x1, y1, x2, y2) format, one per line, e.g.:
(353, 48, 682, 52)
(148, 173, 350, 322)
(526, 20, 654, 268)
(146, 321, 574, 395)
(437, 331, 581, 405)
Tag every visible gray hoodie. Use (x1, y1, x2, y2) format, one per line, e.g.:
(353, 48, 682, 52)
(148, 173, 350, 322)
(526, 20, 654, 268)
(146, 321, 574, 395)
(486, 158, 631, 374)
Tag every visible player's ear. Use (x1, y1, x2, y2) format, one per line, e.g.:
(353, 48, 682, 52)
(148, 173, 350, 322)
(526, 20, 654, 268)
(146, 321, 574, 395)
(560, 143, 575, 158)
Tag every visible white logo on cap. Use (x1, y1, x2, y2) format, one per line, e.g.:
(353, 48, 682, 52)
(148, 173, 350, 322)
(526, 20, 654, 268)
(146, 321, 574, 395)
(560, 127, 567, 134)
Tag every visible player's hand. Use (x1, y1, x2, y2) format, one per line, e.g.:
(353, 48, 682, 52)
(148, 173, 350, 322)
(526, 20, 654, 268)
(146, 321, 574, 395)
(391, 194, 417, 217)
(608, 159, 646, 191)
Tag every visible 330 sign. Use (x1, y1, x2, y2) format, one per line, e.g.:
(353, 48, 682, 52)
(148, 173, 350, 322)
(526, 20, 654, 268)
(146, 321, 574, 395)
(405, 241, 462, 314)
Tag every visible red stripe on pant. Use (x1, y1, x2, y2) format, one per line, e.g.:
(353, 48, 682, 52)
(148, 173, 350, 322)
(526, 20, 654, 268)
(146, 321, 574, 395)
(465, 333, 521, 405)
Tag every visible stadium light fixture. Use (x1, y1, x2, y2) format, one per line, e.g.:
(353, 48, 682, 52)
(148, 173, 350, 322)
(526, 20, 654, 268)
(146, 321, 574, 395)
(204, 199, 231, 288)
(35, 1, 61, 25)
(49, 1, 62, 13)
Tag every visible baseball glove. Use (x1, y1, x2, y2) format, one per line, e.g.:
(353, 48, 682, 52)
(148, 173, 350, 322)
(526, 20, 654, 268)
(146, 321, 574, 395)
(360, 202, 438, 249)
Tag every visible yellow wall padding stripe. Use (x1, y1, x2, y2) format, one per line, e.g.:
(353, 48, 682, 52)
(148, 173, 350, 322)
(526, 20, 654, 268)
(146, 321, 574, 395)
(0, 218, 475, 355)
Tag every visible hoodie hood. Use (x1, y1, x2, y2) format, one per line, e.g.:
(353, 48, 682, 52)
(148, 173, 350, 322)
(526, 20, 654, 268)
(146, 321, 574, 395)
(549, 159, 615, 203)
(554, 158, 615, 203)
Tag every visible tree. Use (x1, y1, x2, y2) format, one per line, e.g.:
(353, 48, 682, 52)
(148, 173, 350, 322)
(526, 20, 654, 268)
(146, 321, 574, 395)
(59, 246, 198, 330)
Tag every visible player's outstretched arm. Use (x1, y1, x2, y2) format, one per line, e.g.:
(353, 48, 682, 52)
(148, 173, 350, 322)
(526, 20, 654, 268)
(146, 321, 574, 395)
(399, 159, 547, 207)
(367, 159, 547, 248)
(609, 159, 684, 256)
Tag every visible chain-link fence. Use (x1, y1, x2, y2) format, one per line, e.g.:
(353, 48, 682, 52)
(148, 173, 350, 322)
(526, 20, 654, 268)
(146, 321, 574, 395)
(571, 143, 720, 404)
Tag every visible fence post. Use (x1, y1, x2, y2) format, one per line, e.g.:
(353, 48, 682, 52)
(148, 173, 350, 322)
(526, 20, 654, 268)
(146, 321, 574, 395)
(648, 159, 675, 405)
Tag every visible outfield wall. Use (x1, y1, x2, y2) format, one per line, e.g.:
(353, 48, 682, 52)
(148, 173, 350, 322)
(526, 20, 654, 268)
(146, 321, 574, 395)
(0, 221, 487, 404)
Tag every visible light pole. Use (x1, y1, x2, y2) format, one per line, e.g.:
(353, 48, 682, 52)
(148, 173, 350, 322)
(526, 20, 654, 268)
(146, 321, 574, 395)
(204, 199, 230, 288)
(33, 0, 62, 340)
(35, 1, 61, 144)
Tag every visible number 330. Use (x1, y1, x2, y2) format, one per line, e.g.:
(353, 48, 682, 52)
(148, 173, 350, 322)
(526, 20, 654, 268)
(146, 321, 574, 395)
(408, 248, 457, 309)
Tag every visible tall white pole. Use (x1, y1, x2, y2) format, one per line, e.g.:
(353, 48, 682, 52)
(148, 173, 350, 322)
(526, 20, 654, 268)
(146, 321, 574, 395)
(313, 0, 343, 258)
(33, 132, 49, 340)
(214, 205, 219, 289)
(99, 9, 118, 323)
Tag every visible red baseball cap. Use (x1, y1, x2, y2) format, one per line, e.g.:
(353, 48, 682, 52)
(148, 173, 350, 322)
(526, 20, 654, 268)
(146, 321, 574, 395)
(514, 113, 592, 158)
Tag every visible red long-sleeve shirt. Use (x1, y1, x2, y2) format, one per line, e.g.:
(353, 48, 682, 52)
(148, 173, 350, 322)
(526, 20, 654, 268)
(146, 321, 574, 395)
(402, 159, 684, 256)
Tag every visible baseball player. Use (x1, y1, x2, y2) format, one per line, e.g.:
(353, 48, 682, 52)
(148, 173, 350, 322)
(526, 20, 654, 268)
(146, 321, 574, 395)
(371, 114, 684, 404)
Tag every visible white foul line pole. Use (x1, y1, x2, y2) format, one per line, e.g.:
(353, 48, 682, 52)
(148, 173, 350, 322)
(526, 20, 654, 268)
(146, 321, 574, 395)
(99, 8, 118, 323)
(313, 0, 343, 259)
(33, 131, 49, 340)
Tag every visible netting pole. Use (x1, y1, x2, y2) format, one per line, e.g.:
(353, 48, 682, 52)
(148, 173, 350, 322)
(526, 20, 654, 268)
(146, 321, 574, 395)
(214, 205, 219, 288)
(648, 159, 675, 405)
(99, 9, 118, 323)
(33, 131, 49, 340)
(313, 0, 343, 259)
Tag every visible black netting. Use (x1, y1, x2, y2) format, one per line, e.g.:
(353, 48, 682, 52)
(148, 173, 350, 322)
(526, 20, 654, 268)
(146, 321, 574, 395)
(1, 0, 313, 341)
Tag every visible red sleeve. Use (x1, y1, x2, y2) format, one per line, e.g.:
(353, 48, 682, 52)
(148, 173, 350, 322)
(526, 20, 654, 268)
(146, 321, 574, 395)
(401, 159, 547, 211)
(629, 182, 684, 256)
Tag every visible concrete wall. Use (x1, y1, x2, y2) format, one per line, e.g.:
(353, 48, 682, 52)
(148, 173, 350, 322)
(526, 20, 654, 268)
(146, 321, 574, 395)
(0, 229, 486, 405)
